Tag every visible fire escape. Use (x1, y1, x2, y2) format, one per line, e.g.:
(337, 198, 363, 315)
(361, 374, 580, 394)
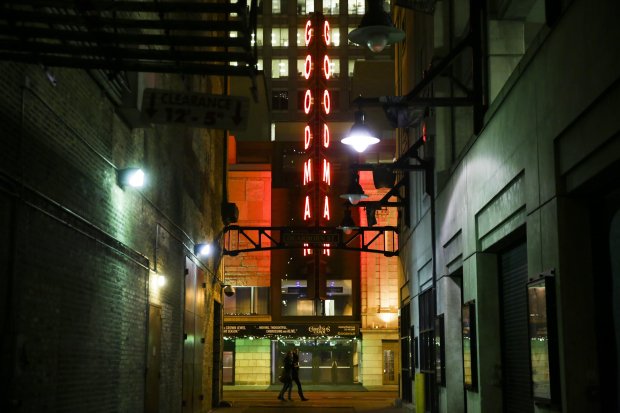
(0, 0, 258, 78)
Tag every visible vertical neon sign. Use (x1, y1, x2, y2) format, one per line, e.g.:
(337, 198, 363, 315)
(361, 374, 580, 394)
(301, 13, 332, 299)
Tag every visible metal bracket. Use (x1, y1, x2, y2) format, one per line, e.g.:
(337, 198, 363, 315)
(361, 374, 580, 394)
(351, 0, 486, 133)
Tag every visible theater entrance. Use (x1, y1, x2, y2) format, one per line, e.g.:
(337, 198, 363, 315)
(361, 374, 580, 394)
(272, 338, 358, 385)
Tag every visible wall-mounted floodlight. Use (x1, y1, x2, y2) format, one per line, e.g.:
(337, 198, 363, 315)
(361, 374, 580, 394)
(340, 171, 369, 205)
(194, 243, 213, 257)
(341, 110, 380, 153)
(348, 0, 405, 53)
(117, 167, 145, 188)
(157, 274, 166, 287)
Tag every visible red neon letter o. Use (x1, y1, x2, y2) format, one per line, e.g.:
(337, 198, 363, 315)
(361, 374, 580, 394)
(304, 55, 312, 80)
(304, 90, 312, 115)
(323, 90, 330, 115)
(323, 55, 331, 80)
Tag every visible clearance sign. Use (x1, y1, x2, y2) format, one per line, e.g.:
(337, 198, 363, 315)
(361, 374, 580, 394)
(302, 13, 333, 299)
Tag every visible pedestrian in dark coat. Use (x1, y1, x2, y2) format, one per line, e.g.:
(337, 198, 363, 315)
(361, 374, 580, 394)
(292, 348, 309, 401)
(277, 350, 293, 401)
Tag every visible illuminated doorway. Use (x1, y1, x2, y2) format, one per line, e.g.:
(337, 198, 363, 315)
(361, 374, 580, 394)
(273, 338, 356, 384)
(382, 340, 399, 385)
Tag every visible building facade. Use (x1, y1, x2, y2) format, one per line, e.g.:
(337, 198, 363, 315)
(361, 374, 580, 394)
(220, 0, 404, 391)
(394, 0, 620, 412)
(222, 144, 401, 389)
(0, 58, 229, 412)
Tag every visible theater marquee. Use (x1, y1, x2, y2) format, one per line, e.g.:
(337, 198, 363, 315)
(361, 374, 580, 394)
(223, 323, 359, 338)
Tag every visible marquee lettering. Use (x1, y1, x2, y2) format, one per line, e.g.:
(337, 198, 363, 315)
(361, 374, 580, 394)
(304, 159, 312, 185)
(304, 195, 311, 220)
(322, 159, 330, 185)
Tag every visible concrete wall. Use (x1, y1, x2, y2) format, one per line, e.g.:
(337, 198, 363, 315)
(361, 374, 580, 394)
(400, 0, 620, 412)
(360, 329, 399, 388)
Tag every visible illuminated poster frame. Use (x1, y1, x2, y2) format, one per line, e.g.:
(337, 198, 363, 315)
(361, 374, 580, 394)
(462, 300, 478, 391)
(435, 314, 445, 386)
(527, 274, 560, 406)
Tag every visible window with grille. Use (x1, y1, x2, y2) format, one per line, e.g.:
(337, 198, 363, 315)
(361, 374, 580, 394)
(418, 288, 435, 373)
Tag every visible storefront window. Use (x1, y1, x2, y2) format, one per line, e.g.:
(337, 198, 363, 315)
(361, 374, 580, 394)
(281, 279, 315, 316)
(274, 338, 357, 384)
(324, 279, 352, 316)
(224, 286, 270, 315)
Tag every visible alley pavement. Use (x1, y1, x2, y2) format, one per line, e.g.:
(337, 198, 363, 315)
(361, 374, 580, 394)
(212, 385, 414, 413)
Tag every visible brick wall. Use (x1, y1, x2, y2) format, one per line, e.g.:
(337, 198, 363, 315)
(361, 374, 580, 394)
(234, 339, 271, 385)
(225, 170, 272, 287)
(0, 60, 225, 411)
(358, 171, 400, 330)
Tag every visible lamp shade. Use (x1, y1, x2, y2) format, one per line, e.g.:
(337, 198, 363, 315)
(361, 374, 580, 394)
(337, 207, 358, 235)
(348, 0, 405, 53)
(340, 171, 368, 205)
(341, 110, 379, 153)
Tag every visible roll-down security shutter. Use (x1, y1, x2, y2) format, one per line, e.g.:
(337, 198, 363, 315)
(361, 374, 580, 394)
(500, 243, 533, 413)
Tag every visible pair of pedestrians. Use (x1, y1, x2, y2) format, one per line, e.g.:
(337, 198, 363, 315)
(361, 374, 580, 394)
(277, 348, 309, 401)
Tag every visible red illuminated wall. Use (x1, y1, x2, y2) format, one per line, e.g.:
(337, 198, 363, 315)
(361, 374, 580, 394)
(226, 169, 272, 287)
(358, 171, 400, 328)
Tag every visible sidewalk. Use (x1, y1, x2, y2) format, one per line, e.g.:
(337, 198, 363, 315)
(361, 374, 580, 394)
(213, 386, 415, 413)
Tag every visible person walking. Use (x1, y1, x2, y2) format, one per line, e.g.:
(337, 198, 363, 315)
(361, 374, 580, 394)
(277, 350, 293, 401)
(292, 348, 309, 401)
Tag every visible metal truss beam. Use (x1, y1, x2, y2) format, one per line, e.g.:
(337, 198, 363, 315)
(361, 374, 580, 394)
(221, 225, 400, 257)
